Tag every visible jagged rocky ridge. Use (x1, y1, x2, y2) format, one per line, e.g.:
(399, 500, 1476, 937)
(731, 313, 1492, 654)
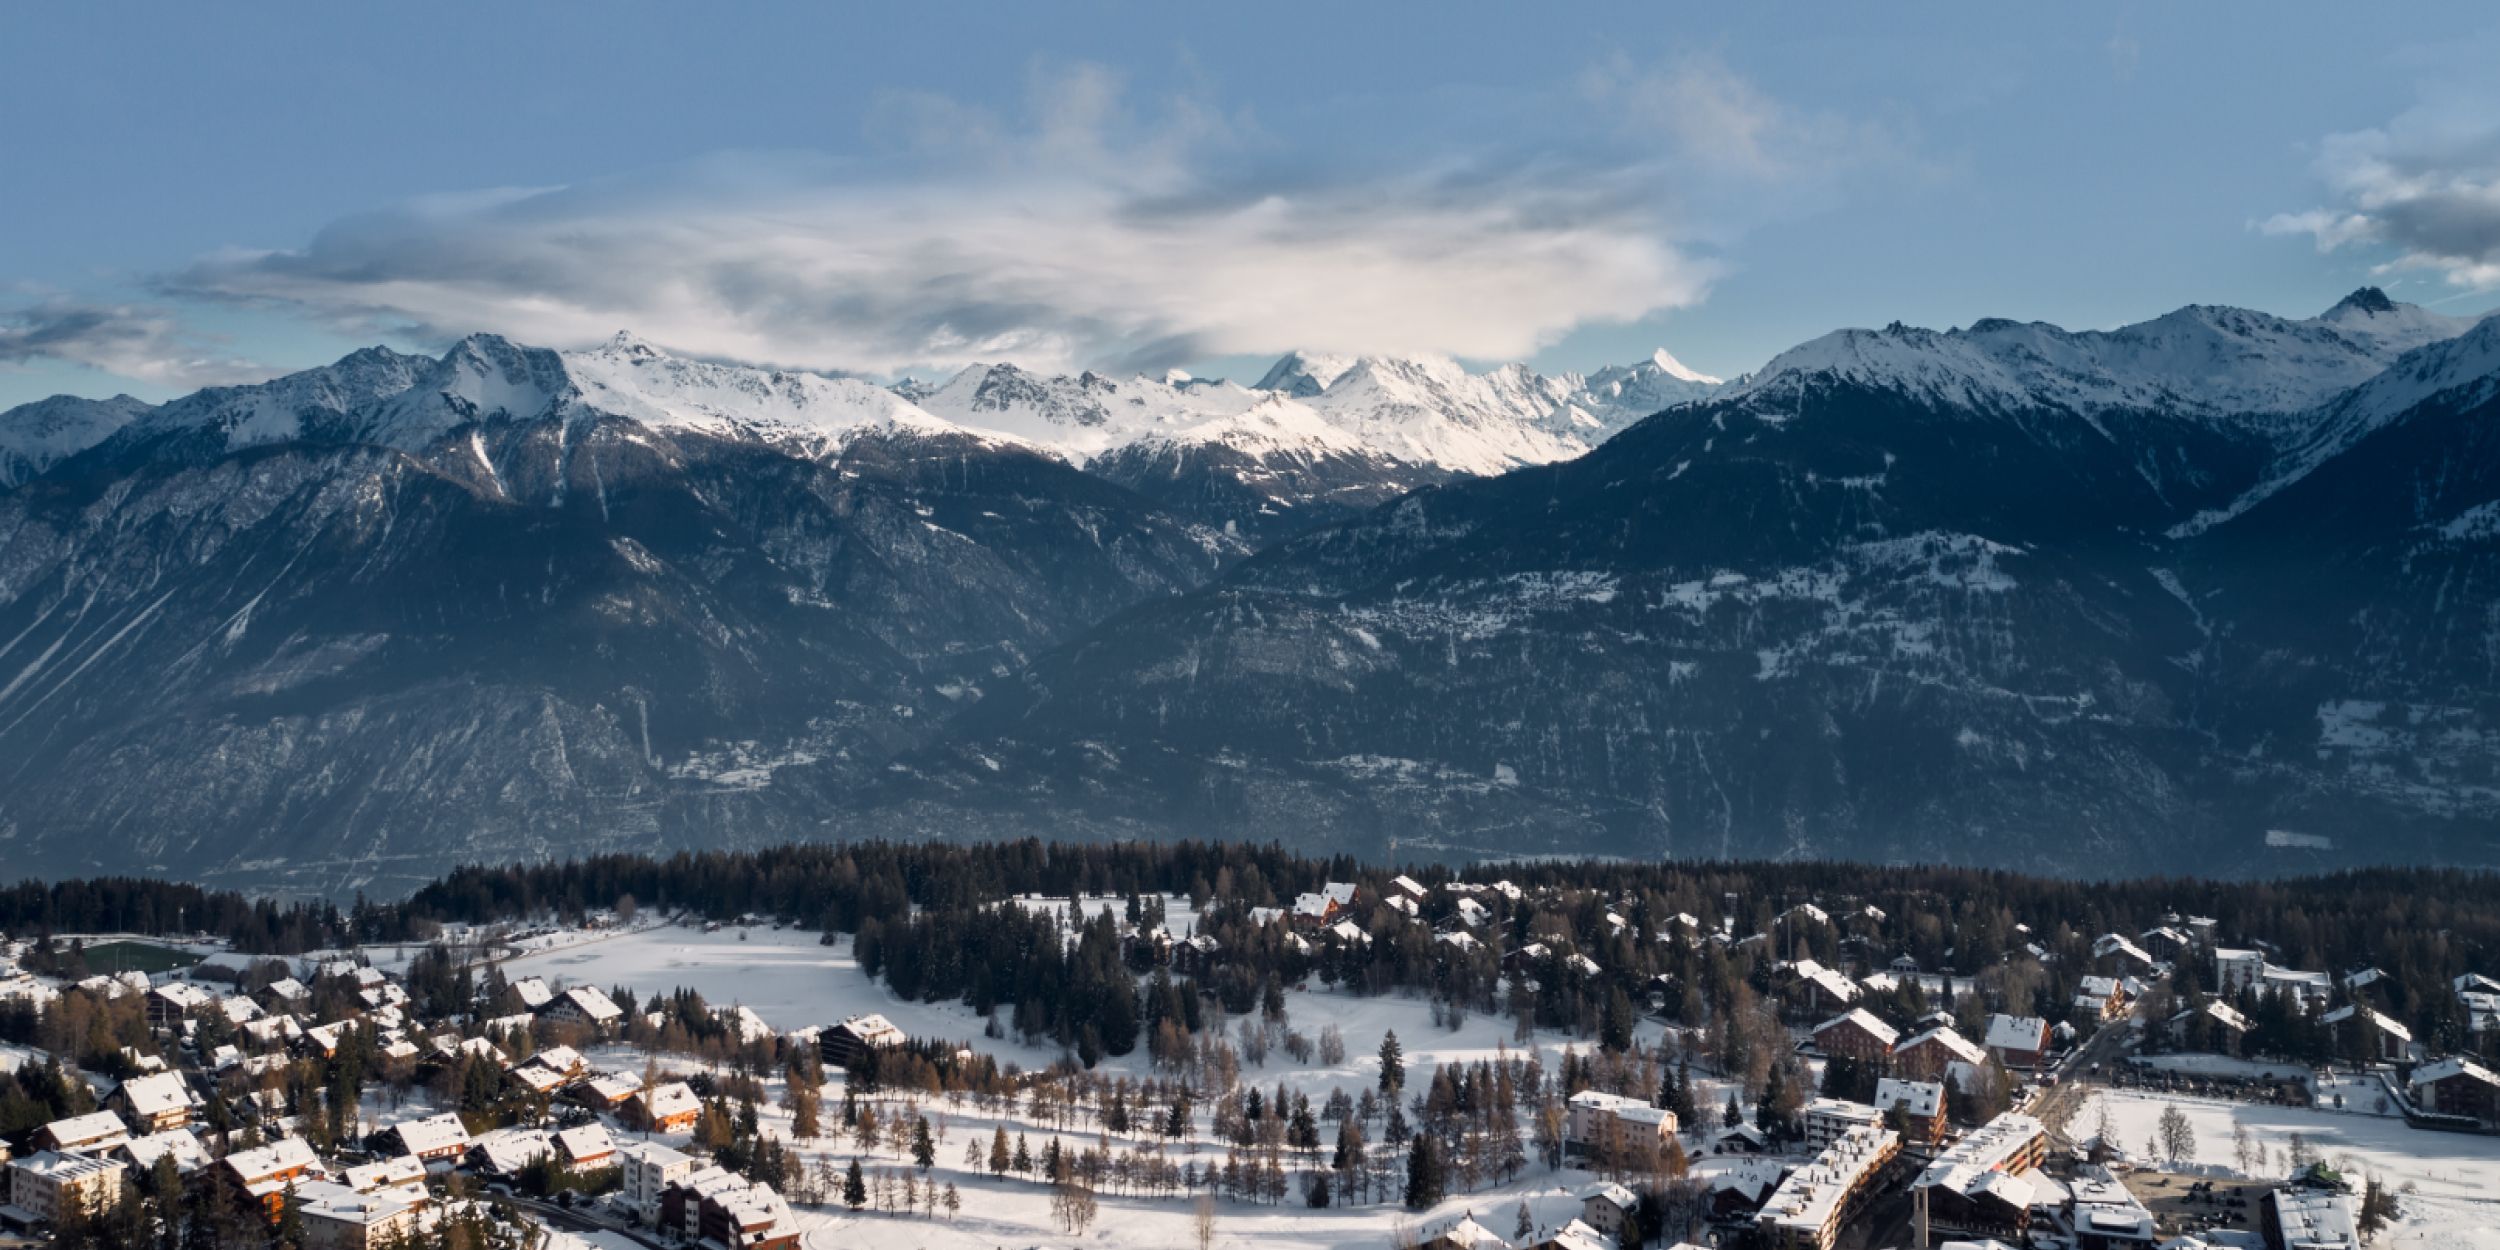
(0, 290, 2491, 890)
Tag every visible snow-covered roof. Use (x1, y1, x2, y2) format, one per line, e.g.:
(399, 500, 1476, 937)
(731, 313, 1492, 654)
(583, 1071, 643, 1103)
(1540, 1219, 1613, 1250)
(15, 1150, 125, 1186)
(555, 1123, 613, 1163)
(1581, 1180, 1638, 1211)
(386, 1110, 470, 1156)
(641, 1081, 700, 1120)
(2320, 1004, 2411, 1041)
(2411, 1056, 2500, 1090)
(1424, 1214, 1511, 1248)
(223, 1137, 320, 1186)
(1816, 1007, 1900, 1048)
(1761, 1124, 1899, 1236)
(291, 1179, 425, 1229)
(509, 1064, 567, 1094)
(470, 1128, 552, 1175)
(120, 1128, 211, 1174)
(1913, 1113, 2045, 1199)
(344, 1155, 426, 1194)
(118, 1072, 198, 1119)
(528, 1044, 583, 1074)
(149, 981, 216, 1010)
(1795, 962, 1864, 1005)
(2268, 1187, 2359, 1250)
(1568, 1089, 1675, 1127)
(509, 977, 554, 1009)
(41, 1109, 131, 1149)
(1983, 1014, 2049, 1051)
(1872, 1077, 1943, 1119)
(552, 985, 622, 1022)
(833, 1013, 905, 1047)
(2173, 1000, 2251, 1032)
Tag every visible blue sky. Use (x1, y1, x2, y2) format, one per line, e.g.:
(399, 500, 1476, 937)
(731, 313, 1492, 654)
(4, 2, 2499, 406)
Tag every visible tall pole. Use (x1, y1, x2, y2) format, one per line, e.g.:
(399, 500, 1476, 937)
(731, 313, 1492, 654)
(1914, 1183, 1930, 1250)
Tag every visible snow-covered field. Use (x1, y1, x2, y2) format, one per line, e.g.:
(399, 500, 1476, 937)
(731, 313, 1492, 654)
(2083, 1087, 2500, 1250)
(2083, 1087, 2500, 1199)
(457, 910, 1805, 1250)
(489, 907, 1694, 1094)
(510, 926, 1661, 1084)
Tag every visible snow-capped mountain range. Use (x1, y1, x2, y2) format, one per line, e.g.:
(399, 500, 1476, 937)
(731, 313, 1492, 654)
(9, 335, 1724, 540)
(1725, 286, 2471, 421)
(1, 286, 2495, 890)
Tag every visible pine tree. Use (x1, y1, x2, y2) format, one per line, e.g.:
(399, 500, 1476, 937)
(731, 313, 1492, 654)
(844, 1157, 868, 1209)
(1404, 1135, 1445, 1209)
(912, 1116, 934, 1168)
(1379, 1030, 1405, 1094)
(989, 1126, 1011, 1176)
(275, 1178, 307, 1247)
(790, 1082, 820, 1140)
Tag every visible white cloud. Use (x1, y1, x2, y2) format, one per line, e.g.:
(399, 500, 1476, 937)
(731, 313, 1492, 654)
(2264, 77, 2500, 291)
(1578, 51, 1926, 195)
(165, 63, 1724, 378)
(0, 297, 267, 389)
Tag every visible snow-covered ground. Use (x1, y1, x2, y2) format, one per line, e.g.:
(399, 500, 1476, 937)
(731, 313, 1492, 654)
(2312, 1072, 2405, 1117)
(2085, 1088, 2500, 1250)
(1007, 893, 1209, 938)
(457, 914, 1800, 1250)
(2084, 1087, 2500, 1200)
(493, 921, 1688, 1095)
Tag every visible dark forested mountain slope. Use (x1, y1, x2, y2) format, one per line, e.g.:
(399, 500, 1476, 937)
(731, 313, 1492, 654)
(0, 294, 2490, 891)
(866, 302, 2500, 877)
(0, 336, 1237, 895)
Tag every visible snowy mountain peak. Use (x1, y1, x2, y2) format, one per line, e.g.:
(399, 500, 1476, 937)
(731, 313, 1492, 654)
(1733, 294, 2480, 420)
(0, 393, 155, 488)
(599, 330, 666, 361)
(2325, 286, 2398, 318)
(557, 335, 991, 451)
(1648, 347, 1721, 385)
(1252, 350, 1357, 398)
